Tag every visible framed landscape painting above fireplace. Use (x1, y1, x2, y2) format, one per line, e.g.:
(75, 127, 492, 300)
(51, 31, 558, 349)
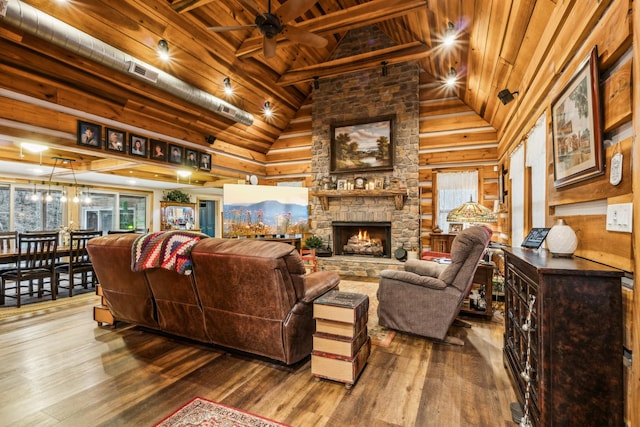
(330, 115, 394, 173)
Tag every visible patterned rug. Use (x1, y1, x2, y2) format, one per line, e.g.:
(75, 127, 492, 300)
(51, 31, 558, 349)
(154, 396, 291, 427)
(338, 279, 396, 347)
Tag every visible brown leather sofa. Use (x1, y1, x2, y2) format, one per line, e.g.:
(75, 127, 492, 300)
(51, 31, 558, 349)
(87, 234, 340, 365)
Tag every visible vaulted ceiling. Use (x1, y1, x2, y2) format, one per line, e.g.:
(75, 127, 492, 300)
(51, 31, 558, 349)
(0, 0, 554, 189)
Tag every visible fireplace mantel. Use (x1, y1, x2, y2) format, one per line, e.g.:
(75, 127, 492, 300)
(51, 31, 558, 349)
(311, 189, 407, 210)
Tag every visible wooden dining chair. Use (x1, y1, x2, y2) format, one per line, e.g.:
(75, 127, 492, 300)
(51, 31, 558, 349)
(0, 231, 59, 308)
(0, 231, 17, 252)
(55, 230, 102, 297)
(300, 248, 317, 273)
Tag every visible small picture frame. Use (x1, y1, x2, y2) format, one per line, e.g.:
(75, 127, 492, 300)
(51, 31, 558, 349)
(449, 223, 463, 233)
(150, 139, 167, 161)
(129, 134, 148, 157)
(199, 153, 212, 171)
(77, 120, 101, 148)
(374, 178, 384, 189)
(185, 149, 198, 168)
(168, 144, 183, 164)
(337, 179, 347, 190)
(105, 128, 126, 153)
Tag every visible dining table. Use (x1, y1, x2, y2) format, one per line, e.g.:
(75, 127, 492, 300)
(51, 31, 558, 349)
(0, 246, 73, 265)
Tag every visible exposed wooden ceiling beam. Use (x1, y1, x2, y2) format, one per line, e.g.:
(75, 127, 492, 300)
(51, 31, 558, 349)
(170, 0, 216, 14)
(235, 0, 428, 59)
(277, 42, 433, 86)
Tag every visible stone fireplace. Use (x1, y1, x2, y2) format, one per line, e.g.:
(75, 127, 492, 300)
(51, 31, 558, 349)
(308, 26, 421, 267)
(333, 221, 392, 258)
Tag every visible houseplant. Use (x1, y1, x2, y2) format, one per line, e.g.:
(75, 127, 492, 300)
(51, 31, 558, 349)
(163, 190, 191, 203)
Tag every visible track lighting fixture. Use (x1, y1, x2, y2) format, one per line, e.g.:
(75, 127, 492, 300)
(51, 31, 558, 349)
(157, 39, 170, 61)
(223, 77, 233, 95)
(313, 76, 319, 90)
(263, 101, 272, 118)
(445, 67, 457, 87)
(443, 22, 456, 46)
(381, 61, 388, 77)
(498, 89, 519, 105)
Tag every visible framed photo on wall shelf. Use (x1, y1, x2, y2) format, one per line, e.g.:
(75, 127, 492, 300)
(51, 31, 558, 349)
(105, 128, 125, 153)
(168, 144, 183, 164)
(77, 121, 101, 148)
(150, 139, 167, 161)
(129, 134, 148, 157)
(330, 115, 394, 173)
(551, 46, 604, 188)
(199, 153, 211, 171)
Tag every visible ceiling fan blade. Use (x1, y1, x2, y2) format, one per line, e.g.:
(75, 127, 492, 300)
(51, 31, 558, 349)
(263, 35, 277, 59)
(207, 24, 256, 32)
(276, 0, 318, 23)
(283, 25, 327, 48)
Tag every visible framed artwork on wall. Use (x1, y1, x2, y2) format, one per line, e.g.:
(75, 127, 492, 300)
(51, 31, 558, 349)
(129, 134, 148, 158)
(150, 139, 167, 161)
(105, 128, 125, 153)
(330, 115, 394, 173)
(168, 144, 183, 164)
(551, 46, 604, 188)
(77, 121, 101, 148)
(199, 153, 211, 171)
(185, 149, 198, 168)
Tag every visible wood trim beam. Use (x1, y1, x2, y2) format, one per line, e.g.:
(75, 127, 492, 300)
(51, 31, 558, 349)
(236, 0, 427, 59)
(277, 42, 432, 86)
(170, 0, 216, 14)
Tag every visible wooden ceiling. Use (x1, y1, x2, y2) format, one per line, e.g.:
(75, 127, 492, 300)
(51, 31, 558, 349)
(0, 0, 554, 188)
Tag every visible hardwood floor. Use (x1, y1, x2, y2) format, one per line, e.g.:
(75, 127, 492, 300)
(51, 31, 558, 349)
(0, 293, 517, 427)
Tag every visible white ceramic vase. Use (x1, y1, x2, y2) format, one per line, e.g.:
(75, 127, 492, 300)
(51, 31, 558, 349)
(546, 219, 577, 257)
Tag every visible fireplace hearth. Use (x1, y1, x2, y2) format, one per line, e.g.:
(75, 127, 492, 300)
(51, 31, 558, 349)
(332, 221, 391, 258)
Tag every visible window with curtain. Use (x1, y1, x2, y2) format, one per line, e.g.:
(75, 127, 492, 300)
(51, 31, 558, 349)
(437, 171, 478, 233)
(510, 144, 525, 247)
(526, 115, 546, 228)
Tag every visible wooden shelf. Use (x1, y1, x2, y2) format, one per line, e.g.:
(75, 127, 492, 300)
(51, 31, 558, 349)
(311, 189, 407, 210)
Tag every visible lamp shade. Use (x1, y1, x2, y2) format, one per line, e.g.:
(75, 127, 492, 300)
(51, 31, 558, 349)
(446, 199, 497, 223)
(546, 219, 577, 257)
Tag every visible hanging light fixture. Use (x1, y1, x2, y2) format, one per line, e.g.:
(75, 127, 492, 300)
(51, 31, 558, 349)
(447, 196, 497, 224)
(30, 182, 39, 201)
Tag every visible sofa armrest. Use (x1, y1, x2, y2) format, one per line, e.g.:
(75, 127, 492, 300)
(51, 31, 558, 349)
(301, 271, 340, 303)
(380, 269, 448, 290)
(404, 259, 448, 278)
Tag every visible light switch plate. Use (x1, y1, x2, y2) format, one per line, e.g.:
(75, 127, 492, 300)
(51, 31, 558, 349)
(606, 203, 633, 233)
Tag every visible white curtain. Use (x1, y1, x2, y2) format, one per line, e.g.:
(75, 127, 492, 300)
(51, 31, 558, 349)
(526, 115, 546, 228)
(437, 171, 478, 233)
(510, 144, 525, 247)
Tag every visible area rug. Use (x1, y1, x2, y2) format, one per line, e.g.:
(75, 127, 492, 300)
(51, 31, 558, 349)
(154, 396, 291, 427)
(338, 279, 396, 347)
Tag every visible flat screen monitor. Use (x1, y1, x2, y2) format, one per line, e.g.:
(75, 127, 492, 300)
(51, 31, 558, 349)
(521, 228, 550, 249)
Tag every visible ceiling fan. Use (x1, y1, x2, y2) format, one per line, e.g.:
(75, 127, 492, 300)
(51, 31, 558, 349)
(207, 0, 327, 59)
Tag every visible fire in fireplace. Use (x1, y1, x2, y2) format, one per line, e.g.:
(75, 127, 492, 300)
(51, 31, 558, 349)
(332, 221, 391, 258)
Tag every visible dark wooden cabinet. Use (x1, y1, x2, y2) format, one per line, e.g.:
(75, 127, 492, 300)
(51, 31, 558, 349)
(503, 248, 623, 427)
(430, 233, 457, 253)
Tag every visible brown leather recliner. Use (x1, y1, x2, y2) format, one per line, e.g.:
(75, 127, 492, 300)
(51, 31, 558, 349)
(377, 226, 492, 344)
(87, 234, 340, 364)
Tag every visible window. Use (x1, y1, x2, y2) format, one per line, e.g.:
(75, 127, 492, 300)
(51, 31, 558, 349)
(436, 171, 478, 233)
(13, 186, 64, 232)
(0, 183, 149, 234)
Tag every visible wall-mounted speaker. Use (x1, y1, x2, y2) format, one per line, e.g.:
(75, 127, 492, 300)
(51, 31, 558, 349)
(206, 135, 216, 145)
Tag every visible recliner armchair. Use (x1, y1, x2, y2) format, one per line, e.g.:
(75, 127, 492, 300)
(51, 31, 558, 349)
(377, 225, 492, 344)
